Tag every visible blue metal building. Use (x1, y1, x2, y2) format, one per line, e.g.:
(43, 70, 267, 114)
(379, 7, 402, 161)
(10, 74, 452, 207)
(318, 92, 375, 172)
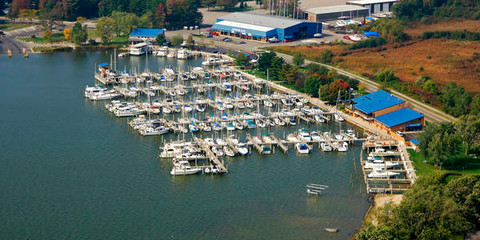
(211, 12, 320, 42)
(129, 28, 165, 43)
(374, 108, 424, 130)
(349, 90, 407, 119)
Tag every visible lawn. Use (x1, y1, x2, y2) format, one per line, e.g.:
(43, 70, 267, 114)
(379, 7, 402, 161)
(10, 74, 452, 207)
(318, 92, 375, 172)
(86, 29, 128, 46)
(409, 149, 480, 177)
(0, 23, 34, 32)
(18, 33, 66, 43)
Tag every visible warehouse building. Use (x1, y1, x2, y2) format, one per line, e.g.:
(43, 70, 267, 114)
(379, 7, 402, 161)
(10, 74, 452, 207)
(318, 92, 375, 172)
(348, 90, 407, 120)
(374, 108, 425, 132)
(211, 12, 320, 42)
(347, 0, 398, 14)
(129, 28, 165, 44)
(306, 5, 369, 22)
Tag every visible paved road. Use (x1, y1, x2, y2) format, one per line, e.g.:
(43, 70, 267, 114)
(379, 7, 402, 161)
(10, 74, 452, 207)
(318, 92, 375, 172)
(0, 26, 43, 53)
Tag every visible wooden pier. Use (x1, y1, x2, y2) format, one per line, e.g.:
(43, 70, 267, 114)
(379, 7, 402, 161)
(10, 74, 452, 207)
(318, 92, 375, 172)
(195, 138, 228, 173)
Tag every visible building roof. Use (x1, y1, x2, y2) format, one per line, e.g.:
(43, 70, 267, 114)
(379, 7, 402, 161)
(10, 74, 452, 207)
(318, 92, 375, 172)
(129, 28, 164, 38)
(307, 5, 368, 15)
(375, 108, 424, 128)
(352, 90, 405, 114)
(347, 0, 397, 5)
(218, 12, 307, 29)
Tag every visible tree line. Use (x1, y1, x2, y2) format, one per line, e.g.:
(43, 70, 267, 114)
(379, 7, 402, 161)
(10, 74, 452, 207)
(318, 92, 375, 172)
(357, 173, 480, 240)
(5, 0, 203, 30)
(393, 0, 480, 22)
(417, 114, 480, 168)
(236, 51, 359, 103)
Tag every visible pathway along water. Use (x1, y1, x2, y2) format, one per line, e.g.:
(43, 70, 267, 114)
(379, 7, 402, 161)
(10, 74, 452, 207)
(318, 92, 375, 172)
(0, 51, 369, 239)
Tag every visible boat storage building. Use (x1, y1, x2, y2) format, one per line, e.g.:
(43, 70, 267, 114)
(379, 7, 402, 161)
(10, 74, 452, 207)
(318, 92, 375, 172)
(129, 28, 165, 43)
(306, 5, 369, 22)
(211, 12, 320, 42)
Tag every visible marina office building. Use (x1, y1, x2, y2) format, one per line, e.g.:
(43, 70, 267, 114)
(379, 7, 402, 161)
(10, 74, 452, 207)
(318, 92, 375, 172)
(346, 90, 424, 132)
(211, 12, 320, 42)
(306, 5, 369, 22)
(128, 28, 165, 44)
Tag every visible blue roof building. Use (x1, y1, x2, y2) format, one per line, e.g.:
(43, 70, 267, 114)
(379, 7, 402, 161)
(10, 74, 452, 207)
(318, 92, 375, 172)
(129, 28, 165, 43)
(211, 12, 320, 42)
(349, 90, 407, 119)
(374, 108, 424, 131)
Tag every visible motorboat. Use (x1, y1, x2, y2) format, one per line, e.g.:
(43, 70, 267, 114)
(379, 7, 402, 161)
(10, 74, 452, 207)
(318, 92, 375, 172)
(315, 114, 325, 123)
(198, 122, 211, 132)
(189, 122, 200, 132)
(211, 146, 224, 157)
(246, 119, 256, 129)
(281, 98, 294, 106)
(196, 104, 206, 112)
(321, 143, 333, 152)
(156, 46, 168, 57)
(162, 107, 172, 114)
(234, 121, 244, 130)
(170, 160, 202, 176)
(368, 168, 400, 178)
(183, 105, 193, 113)
(298, 129, 312, 142)
(261, 145, 272, 155)
(346, 129, 357, 139)
(237, 143, 249, 155)
(224, 146, 235, 157)
(226, 122, 236, 131)
(274, 117, 286, 126)
(337, 142, 348, 152)
(287, 133, 301, 143)
(140, 126, 169, 136)
(311, 131, 322, 141)
(255, 119, 266, 128)
(296, 143, 310, 154)
(213, 122, 223, 131)
(264, 99, 274, 108)
(334, 113, 344, 122)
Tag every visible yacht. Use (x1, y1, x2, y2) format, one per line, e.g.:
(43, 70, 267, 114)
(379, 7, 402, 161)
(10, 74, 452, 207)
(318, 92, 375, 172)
(346, 129, 357, 139)
(196, 104, 206, 112)
(365, 160, 399, 169)
(321, 143, 333, 152)
(156, 46, 168, 56)
(198, 122, 211, 132)
(296, 143, 310, 154)
(176, 49, 191, 59)
(237, 143, 249, 155)
(368, 169, 400, 178)
(140, 126, 169, 136)
(167, 50, 176, 58)
(274, 117, 286, 126)
(170, 160, 202, 176)
(162, 107, 172, 114)
(246, 119, 256, 129)
(281, 98, 294, 106)
(225, 101, 234, 109)
(213, 122, 223, 131)
(255, 119, 266, 128)
(129, 42, 149, 56)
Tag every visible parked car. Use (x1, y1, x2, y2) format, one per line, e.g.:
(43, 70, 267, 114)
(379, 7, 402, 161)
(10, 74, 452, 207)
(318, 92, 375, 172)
(238, 41, 246, 44)
(222, 37, 232, 42)
(268, 37, 280, 43)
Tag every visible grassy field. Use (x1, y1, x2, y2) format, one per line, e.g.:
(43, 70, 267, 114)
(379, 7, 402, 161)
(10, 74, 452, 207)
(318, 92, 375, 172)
(0, 23, 34, 32)
(405, 19, 480, 36)
(86, 29, 128, 46)
(409, 149, 480, 176)
(272, 38, 480, 93)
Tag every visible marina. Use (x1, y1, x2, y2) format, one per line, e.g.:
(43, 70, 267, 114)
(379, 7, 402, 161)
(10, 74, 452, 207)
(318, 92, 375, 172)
(1, 51, 373, 240)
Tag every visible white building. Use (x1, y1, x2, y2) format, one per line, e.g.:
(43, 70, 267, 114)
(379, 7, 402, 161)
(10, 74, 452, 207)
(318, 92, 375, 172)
(347, 0, 398, 14)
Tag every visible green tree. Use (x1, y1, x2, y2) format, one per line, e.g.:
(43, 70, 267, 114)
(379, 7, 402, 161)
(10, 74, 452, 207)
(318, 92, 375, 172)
(455, 114, 480, 155)
(97, 16, 115, 43)
(470, 93, 480, 115)
(374, 70, 399, 83)
(438, 82, 472, 117)
(371, 18, 409, 43)
(423, 79, 438, 94)
(292, 53, 305, 66)
(235, 52, 250, 68)
(170, 34, 184, 46)
(186, 35, 195, 49)
(43, 29, 52, 43)
(318, 50, 334, 64)
(156, 34, 166, 45)
(304, 75, 321, 96)
(71, 22, 88, 45)
(257, 51, 276, 71)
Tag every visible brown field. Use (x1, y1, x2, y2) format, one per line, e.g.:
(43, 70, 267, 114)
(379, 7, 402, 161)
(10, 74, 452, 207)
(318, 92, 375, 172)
(274, 39, 480, 93)
(405, 20, 480, 36)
